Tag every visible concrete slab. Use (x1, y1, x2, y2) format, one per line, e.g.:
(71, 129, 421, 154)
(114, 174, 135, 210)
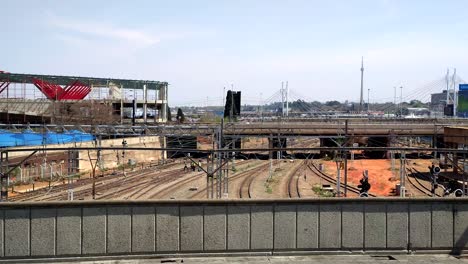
(386, 202, 408, 249)
(107, 206, 131, 254)
(31, 208, 56, 256)
(319, 203, 341, 249)
(432, 202, 453, 249)
(227, 205, 250, 250)
(0, 210, 3, 257)
(296, 204, 318, 249)
(203, 205, 226, 251)
(82, 207, 107, 255)
(364, 203, 386, 249)
(56, 207, 82, 256)
(341, 203, 363, 249)
(410, 203, 432, 249)
(156, 205, 179, 252)
(274, 204, 296, 250)
(4, 209, 30, 257)
(250, 205, 273, 250)
(4, 254, 466, 264)
(131, 206, 155, 253)
(180, 206, 203, 251)
(453, 203, 468, 255)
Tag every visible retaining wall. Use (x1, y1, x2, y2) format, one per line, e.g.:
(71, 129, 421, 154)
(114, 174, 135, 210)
(0, 198, 466, 259)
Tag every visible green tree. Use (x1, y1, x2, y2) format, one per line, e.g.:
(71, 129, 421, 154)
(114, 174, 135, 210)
(167, 105, 172, 121)
(176, 108, 185, 123)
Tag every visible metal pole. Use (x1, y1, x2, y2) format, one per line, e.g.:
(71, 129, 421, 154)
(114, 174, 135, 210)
(453, 69, 458, 117)
(222, 87, 225, 110)
(143, 84, 147, 123)
(400, 86, 403, 116)
(367, 88, 370, 112)
(286, 81, 289, 117)
(344, 120, 348, 197)
(120, 85, 124, 124)
(360, 57, 364, 113)
(281, 82, 284, 117)
(446, 69, 450, 108)
(400, 151, 406, 197)
(230, 91, 234, 122)
(336, 161, 341, 197)
(218, 119, 224, 198)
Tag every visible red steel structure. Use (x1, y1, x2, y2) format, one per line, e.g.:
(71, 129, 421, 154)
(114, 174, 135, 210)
(32, 78, 91, 100)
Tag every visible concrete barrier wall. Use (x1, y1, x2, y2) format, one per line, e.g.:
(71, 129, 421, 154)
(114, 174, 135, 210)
(0, 198, 466, 259)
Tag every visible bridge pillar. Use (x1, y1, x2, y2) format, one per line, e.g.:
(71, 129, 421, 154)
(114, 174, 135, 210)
(268, 137, 287, 159)
(161, 136, 167, 161)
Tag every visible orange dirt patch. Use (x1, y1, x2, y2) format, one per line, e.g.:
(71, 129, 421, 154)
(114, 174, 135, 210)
(323, 159, 401, 196)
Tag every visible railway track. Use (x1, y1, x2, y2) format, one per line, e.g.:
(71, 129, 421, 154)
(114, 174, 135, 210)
(236, 161, 274, 198)
(10, 170, 126, 202)
(44, 168, 162, 201)
(405, 166, 440, 197)
(97, 169, 183, 200)
(189, 161, 269, 199)
(149, 160, 251, 199)
(148, 171, 205, 199)
(12, 170, 117, 201)
(238, 172, 255, 198)
(12, 161, 180, 201)
(307, 162, 376, 197)
(81, 160, 196, 200)
(286, 161, 304, 198)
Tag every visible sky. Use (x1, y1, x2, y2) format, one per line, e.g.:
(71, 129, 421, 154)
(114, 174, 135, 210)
(2, 0, 468, 106)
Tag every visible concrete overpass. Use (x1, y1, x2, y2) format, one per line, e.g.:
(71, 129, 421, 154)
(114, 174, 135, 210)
(2, 118, 466, 137)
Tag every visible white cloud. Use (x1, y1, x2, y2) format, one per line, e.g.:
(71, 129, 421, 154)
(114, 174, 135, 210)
(46, 12, 160, 47)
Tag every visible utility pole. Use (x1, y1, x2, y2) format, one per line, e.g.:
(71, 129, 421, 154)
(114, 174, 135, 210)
(217, 119, 224, 198)
(367, 88, 370, 112)
(67, 149, 75, 201)
(399, 151, 406, 197)
(344, 120, 348, 197)
(394, 86, 397, 116)
(360, 57, 364, 113)
(229, 89, 234, 122)
(453, 69, 458, 117)
(281, 82, 284, 117)
(286, 81, 289, 117)
(260, 92, 263, 120)
(400, 86, 403, 116)
(446, 69, 450, 110)
(222, 87, 226, 111)
(335, 152, 342, 197)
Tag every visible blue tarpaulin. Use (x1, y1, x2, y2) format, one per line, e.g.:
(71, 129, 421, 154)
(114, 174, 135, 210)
(0, 130, 94, 148)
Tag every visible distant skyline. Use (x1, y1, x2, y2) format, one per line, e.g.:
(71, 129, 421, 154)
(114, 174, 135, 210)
(2, 0, 468, 106)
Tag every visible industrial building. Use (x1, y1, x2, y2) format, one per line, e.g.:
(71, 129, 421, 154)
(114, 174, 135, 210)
(0, 72, 169, 124)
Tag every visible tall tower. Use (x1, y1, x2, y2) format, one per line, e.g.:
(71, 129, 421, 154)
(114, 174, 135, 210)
(359, 57, 364, 113)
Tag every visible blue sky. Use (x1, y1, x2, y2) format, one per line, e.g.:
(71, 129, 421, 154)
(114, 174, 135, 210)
(2, 0, 468, 106)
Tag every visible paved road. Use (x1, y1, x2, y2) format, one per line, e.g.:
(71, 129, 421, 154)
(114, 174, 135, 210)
(5, 255, 467, 264)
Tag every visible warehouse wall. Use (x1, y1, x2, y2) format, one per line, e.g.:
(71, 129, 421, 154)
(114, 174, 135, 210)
(0, 198, 466, 259)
